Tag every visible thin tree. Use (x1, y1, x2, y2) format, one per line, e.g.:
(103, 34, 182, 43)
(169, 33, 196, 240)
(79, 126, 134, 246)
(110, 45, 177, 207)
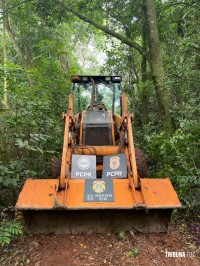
(143, 0, 175, 134)
(2, 0, 9, 109)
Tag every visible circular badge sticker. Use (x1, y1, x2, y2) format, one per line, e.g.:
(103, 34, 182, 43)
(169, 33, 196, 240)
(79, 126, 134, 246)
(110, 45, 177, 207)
(93, 181, 106, 193)
(77, 157, 91, 170)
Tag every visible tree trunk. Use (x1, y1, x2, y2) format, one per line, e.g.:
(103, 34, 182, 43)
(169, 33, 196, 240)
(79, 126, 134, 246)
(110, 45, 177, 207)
(2, 0, 9, 109)
(3, 9, 34, 86)
(4, 15, 27, 67)
(143, 0, 175, 134)
(141, 7, 148, 125)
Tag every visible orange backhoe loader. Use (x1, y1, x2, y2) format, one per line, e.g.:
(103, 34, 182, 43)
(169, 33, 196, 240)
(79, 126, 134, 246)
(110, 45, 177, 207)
(16, 75, 181, 233)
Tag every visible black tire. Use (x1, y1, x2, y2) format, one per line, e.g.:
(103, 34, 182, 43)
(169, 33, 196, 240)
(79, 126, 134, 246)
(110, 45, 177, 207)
(51, 157, 61, 178)
(135, 148, 147, 178)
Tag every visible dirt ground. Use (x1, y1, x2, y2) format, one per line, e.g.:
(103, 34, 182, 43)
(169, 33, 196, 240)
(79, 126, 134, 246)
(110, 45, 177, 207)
(0, 223, 199, 266)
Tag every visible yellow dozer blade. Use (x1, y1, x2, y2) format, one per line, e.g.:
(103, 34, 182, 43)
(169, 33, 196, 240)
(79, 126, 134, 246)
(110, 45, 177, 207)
(16, 177, 181, 233)
(15, 75, 181, 233)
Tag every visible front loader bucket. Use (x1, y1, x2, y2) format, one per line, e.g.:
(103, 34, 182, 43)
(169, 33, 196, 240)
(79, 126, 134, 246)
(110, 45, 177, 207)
(16, 177, 181, 233)
(22, 209, 173, 234)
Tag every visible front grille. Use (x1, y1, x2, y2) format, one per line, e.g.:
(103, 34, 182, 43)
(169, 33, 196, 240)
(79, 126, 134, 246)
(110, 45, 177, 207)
(84, 125, 110, 146)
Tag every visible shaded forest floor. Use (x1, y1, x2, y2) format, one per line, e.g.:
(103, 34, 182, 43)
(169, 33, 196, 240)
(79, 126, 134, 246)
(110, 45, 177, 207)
(0, 222, 199, 266)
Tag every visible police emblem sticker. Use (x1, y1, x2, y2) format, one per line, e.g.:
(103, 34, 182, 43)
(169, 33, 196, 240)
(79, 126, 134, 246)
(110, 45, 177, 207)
(102, 154, 127, 178)
(84, 179, 114, 202)
(71, 155, 96, 179)
(93, 181, 106, 193)
(77, 157, 91, 170)
(109, 156, 120, 170)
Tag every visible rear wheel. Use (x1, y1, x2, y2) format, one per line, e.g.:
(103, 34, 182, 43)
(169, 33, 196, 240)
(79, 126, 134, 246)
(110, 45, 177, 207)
(135, 148, 147, 178)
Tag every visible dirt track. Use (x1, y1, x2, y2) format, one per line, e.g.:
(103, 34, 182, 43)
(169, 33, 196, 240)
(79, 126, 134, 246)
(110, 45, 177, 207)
(0, 224, 199, 266)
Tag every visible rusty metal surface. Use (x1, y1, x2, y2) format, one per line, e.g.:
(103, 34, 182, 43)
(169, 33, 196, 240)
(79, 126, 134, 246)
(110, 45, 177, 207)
(16, 179, 59, 209)
(16, 179, 135, 210)
(22, 209, 173, 234)
(113, 114, 122, 128)
(122, 92, 128, 117)
(16, 178, 181, 210)
(140, 178, 182, 208)
(74, 146, 122, 155)
(66, 179, 135, 208)
(127, 115, 139, 189)
(68, 94, 74, 115)
(59, 115, 70, 189)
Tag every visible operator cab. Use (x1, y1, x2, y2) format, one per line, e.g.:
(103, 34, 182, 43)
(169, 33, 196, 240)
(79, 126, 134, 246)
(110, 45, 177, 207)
(71, 76, 122, 175)
(71, 76, 122, 147)
(71, 75, 122, 116)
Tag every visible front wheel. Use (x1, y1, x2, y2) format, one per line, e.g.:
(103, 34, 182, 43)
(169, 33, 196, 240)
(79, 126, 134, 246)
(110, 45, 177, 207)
(135, 147, 147, 178)
(51, 157, 61, 178)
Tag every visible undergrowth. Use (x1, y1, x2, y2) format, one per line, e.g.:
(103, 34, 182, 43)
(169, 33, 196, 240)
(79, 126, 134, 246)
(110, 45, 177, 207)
(0, 219, 23, 247)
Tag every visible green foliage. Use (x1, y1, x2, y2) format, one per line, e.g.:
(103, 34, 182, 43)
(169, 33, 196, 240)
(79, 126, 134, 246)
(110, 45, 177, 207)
(0, 220, 23, 247)
(127, 248, 141, 257)
(0, 161, 20, 187)
(140, 122, 200, 213)
(117, 229, 126, 240)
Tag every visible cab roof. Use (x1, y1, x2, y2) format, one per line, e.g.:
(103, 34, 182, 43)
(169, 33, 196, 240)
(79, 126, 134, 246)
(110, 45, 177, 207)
(71, 75, 122, 84)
